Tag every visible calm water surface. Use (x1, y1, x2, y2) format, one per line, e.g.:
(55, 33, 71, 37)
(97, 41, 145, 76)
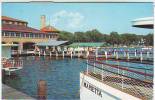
(4, 56, 86, 100)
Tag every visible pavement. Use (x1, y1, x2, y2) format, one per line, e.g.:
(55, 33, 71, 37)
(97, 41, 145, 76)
(2, 84, 35, 99)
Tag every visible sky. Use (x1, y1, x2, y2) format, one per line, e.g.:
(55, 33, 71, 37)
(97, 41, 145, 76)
(2, 2, 153, 35)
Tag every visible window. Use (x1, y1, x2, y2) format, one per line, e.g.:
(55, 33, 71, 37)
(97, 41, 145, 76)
(2, 32, 5, 36)
(35, 34, 39, 38)
(26, 33, 29, 38)
(21, 33, 25, 37)
(9, 21, 13, 24)
(14, 22, 18, 25)
(2, 21, 6, 24)
(11, 32, 15, 37)
(30, 33, 34, 38)
(15, 33, 20, 37)
(5, 32, 10, 36)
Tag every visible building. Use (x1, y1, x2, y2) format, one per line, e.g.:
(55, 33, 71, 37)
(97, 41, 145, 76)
(2, 16, 59, 52)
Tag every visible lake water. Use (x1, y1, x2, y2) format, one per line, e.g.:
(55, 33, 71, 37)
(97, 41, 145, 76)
(3, 56, 86, 100)
(3, 56, 153, 100)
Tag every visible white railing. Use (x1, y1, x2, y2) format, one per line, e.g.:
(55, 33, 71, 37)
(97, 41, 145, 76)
(2, 59, 23, 68)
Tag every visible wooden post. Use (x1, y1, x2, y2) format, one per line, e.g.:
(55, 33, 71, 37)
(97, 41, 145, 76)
(38, 80, 47, 100)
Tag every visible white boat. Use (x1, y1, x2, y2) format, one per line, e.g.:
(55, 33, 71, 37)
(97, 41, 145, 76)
(2, 44, 23, 75)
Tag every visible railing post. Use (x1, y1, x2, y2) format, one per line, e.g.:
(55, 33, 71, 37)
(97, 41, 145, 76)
(93, 61, 96, 74)
(121, 70, 124, 90)
(147, 51, 150, 58)
(101, 64, 103, 81)
(86, 60, 88, 75)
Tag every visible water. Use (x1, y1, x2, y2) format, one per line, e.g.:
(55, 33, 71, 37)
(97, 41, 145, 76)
(3, 56, 86, 100)
(3, 55, 153, 99)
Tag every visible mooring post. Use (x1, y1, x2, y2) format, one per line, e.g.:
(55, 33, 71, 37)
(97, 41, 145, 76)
(147, 51, 150, 58)
(62, 51, 64, 59)
(56, 51, 58, 58)
(124, 50, 126, 57)
(134, 49, 137, 57)
(50, 51, 52, 57)
(38, 80, 47, 100)
(71, 51, 73, 59)
(127, 51, 130, 60)
(44, 51, 46, 56)
(140, 51, 143, 62)
(105, 51, 108, 59)
(39, 51, 41, 57)
(116, 51, 118, 60)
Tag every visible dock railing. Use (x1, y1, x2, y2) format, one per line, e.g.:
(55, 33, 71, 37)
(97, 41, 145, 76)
(85, 56, 153, 99)
(2, 59, 23, 68)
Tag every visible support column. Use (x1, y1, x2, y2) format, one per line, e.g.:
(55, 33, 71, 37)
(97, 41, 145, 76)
(18, 42, 23, 55)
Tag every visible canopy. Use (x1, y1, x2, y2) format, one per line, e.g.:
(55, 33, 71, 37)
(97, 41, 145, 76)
(35, 40, 68, 46)
(132, 17, 153, 29)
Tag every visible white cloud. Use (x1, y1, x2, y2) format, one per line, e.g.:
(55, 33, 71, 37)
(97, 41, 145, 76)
(52, 10, 84, 30)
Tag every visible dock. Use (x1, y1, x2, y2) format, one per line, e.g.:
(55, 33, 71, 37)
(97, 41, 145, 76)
(2, 84, 35, 99)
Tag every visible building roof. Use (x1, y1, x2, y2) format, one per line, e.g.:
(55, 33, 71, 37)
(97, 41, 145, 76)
(2, 24, 46, 34)
(2, 16, 28, 23)
(69, 42, 106, 47)
(41, 25, 59, 33)
(132, 17, 153, 29)
(36, 40, 68, 46)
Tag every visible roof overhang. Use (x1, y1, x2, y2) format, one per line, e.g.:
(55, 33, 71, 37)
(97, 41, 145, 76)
(2, 44, 19, 47)
(132, 17, 153, 29)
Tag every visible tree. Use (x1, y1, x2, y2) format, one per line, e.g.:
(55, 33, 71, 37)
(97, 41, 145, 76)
(109, 32, 120, 46)
(144, 33, 153, 46)
(58, 31, 74, 42)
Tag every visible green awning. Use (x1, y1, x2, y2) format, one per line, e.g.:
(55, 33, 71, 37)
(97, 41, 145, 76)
(69, 42, 106, 47)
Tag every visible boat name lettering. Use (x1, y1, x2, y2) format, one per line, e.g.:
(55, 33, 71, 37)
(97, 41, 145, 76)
(83, 82, 102, 97)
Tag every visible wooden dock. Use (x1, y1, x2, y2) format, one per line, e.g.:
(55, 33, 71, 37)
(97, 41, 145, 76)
(2, 84, 35, 99)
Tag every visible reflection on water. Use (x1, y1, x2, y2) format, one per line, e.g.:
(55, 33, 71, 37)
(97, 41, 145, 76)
(3, 56, 86, 99)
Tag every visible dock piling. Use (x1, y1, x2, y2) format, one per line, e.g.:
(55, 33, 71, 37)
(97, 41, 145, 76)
(38, 80, 47, 100)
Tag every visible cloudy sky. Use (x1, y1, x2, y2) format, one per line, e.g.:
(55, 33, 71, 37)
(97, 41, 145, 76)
(2, 3, 153, 35)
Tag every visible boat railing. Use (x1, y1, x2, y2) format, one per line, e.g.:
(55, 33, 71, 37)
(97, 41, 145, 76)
(85, 59, 153, 99)
(2, 59, 23, 68)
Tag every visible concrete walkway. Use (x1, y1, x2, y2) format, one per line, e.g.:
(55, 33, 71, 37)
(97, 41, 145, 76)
(2, 84, 35, 99)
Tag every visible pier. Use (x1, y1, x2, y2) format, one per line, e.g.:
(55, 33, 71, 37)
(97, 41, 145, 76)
(2, 84, 35, 99)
